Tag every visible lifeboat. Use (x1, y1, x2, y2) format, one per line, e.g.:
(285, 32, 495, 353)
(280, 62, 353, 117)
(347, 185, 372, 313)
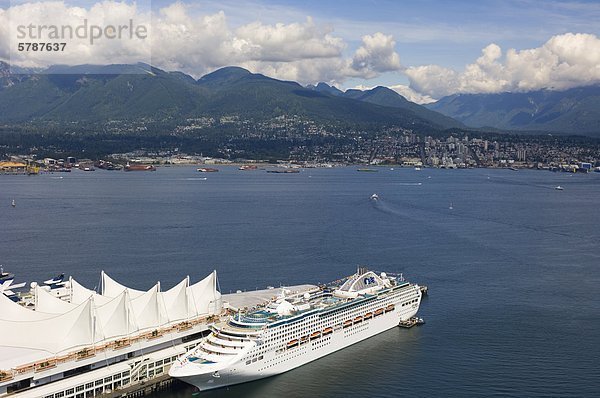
(385, 304, 395, 312)
(343, 320, 352, 328)
(300, 336, 309, 344)
(364, 312, 373, 320)
(286, 339, 299, 349)
(310, 331, 321, 340)
(354, 316, 363, 324)
(374, 308, 384, 316)
(323, 327, 333, 335)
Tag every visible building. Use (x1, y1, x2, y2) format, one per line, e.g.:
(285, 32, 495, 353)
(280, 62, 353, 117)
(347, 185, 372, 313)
(0, 271, 222, 398)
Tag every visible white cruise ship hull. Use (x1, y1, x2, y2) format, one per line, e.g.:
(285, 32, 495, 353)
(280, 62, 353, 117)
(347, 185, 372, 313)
(177, 298, 420, 391)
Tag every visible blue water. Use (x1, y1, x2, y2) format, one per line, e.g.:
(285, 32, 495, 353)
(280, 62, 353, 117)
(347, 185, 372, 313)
(2, 167, 599, 397)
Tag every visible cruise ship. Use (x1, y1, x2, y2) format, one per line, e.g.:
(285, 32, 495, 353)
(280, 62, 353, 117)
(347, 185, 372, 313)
(169, 268, 422, 391)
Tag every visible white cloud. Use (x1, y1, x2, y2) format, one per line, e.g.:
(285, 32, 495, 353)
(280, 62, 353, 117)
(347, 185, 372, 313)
(389, 84, 436, 104)
(406, 33, 600, 98)
(234, 17, 345, 62)
(350, 32, 401, 78)
(351, 83, 436, 105)
(0, 1, 400, 84)
(3, 2, 597, 101)
(2, 1, 152, 68)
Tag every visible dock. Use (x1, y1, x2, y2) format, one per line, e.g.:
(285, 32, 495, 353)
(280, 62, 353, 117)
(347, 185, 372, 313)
(102, 374, 177, 398)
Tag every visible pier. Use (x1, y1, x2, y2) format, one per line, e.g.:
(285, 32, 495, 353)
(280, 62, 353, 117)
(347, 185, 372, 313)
(102, 374, 180, 398)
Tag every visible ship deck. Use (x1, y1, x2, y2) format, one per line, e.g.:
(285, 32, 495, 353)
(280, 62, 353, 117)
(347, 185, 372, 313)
(221, 284, 318, 311)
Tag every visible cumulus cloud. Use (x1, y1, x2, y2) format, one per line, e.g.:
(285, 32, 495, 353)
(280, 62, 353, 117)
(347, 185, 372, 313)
(351, 83, 436, 105)
(350, 32, 401, 78)
(406, 33, 600, 98)
(389, 84, 436, 104)
(2, 1, 152, 67)
(235, 17, 345, 62)
(0, 1, 400, 84)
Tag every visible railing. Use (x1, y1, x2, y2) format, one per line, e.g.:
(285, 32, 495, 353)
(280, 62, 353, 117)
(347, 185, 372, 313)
(2, 313, 219, 381)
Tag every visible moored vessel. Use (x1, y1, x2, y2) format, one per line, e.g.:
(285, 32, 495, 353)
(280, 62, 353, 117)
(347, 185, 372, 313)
(125, 163, 157, 171)
(169, 267, 422, 391)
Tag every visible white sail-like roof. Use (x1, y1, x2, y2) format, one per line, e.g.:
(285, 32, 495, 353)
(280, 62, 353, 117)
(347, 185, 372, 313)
(129, 284, 167, 330)
(187, 271, 222, 316)
(0, 291, 55, 321)
(0, 271, 221, 356)
(101, 271, 146, 299)
(34, 285, 77, 314)
(160, 277, 191, 323)
(0, 299, 94, 354)
(95, 291, 136, 341)
(70, 277, 112, 306)
(36, 282, 134, 341)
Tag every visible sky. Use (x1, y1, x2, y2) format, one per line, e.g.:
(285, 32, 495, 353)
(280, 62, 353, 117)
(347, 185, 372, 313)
(1, 0, 599, 102)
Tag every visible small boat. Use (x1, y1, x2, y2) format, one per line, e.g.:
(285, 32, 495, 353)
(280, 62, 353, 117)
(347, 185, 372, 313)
(370, 193, 379, 200)
(398, 317, 426, 328)
(43, 273, 65, 288)
(357, 168, 377, 172)
(197, 168, 218, 173)
(414, 167, 421, 171)
(555, 186, 564, 190)
(239, 165, 258, 170)
(449, 202, 453, 210)
(11, 199, 16, 207)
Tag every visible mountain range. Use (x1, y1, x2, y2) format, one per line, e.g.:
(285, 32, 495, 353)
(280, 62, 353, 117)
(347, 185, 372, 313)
(0, 62, 461, 134)
(426, 85, 600, 136)
(1, 61, 599, 137)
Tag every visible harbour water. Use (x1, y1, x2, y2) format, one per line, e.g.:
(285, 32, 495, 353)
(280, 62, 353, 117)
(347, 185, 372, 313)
(2, 166, 599, 397)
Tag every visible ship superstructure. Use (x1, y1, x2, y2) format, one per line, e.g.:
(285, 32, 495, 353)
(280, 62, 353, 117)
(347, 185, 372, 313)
(169, 268, 422, 391)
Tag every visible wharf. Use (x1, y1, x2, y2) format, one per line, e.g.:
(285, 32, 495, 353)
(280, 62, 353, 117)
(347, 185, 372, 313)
(102, 374, 179, 398)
